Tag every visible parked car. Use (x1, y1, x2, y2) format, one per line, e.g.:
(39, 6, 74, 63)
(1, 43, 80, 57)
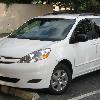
(0, 13, 100, 94)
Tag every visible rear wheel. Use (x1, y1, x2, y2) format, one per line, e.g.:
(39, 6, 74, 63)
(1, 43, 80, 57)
(49, 63, 72, 94)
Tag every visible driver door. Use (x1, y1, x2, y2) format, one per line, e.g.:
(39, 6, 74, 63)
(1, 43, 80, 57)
(70, 19, 97, 75)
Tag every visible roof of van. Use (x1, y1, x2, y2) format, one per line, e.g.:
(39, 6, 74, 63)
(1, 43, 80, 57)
(37, 13, 100, 19)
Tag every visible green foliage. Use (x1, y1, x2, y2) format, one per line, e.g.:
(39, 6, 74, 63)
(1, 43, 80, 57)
(0, 0, 34, 7)
(0, 0, 33, 3)
(72, 0, 99, 12)
(0, 0, 33, 5)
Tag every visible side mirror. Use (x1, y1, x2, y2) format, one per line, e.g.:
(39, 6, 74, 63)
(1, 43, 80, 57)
(75, 34, 88, 42)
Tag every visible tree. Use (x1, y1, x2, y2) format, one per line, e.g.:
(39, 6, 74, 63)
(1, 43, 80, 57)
(0, 0, 38, 7)
(0, 0, 37, 6)
(0, 0, 99, 12)
(51, 0, 99, 12)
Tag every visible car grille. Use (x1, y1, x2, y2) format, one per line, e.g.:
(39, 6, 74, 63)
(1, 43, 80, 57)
(0, 61, 14, 64)
(0, 56, 20, 64)
(0, 76, 19, 83)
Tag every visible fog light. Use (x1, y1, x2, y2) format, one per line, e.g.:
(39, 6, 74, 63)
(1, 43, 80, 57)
(28, 79, 41, 83)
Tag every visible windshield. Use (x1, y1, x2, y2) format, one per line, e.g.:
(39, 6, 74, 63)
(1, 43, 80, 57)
(8, 18, 75, 41)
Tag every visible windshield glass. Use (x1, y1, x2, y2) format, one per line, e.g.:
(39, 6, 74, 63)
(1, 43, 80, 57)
(8, 18, 75, 41)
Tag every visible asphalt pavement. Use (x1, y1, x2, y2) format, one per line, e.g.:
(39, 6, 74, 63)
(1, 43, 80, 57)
(39, 70, 100, 100)
(0, 70, 100, 100)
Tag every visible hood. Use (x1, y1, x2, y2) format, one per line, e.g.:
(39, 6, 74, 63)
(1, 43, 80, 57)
(0, 38, 55, 58)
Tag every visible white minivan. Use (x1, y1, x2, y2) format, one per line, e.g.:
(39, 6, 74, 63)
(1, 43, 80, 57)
(0, 13, 100, 94)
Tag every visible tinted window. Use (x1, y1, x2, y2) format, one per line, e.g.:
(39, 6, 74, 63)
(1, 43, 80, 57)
(8, 18, 75, 41)
(91, 18, 100, 38)
(74, 19, 93, 40)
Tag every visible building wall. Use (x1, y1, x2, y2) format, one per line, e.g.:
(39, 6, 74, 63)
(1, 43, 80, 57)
(0, 4, 53, 33)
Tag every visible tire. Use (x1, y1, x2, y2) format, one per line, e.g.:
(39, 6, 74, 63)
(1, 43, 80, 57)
(49, 63, 72, 95)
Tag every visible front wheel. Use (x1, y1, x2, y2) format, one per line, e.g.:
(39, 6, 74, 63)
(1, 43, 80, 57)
(49, 64, 72, 94)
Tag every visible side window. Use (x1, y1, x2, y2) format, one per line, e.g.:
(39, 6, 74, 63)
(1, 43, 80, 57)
(74, 20, 85, 35)
(91, 18, 100, 38)
(74, 19, 93, 40)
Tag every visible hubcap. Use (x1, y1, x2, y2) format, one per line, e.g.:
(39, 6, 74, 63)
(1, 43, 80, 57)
(51, 69, 68, 92)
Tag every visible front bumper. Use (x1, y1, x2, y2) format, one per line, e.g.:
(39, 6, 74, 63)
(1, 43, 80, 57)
(0, 60, 55, 89)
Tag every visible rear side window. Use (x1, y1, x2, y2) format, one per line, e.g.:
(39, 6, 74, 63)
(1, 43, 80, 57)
(91, 18, 100, 38)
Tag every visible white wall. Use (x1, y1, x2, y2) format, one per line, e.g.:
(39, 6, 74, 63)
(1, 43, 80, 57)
(0, 4, 53, 33)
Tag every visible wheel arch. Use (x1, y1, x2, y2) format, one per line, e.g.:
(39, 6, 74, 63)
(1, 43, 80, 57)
(58, 59, 73, 74)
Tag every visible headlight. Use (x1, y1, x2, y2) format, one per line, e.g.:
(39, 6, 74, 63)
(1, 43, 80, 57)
(18, 48, 51, 63)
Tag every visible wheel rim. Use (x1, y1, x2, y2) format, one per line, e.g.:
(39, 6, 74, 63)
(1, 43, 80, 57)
(51, 69, 68, 92)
